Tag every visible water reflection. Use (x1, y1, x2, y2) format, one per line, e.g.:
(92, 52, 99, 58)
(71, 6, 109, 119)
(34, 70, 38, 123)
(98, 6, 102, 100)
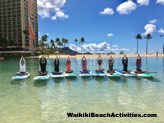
(144, 77, 161, 82)
(33, 80, 48, 87)
(10, 79, 27, 86)
(52, 78, 65, 83)
(135, 77, 142, 92)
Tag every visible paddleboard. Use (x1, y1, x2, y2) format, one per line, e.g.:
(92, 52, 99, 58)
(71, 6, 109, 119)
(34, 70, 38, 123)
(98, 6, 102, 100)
(115, 70, 136, 77)
(50, 72, 64, 78)
(130, 70, 153, 78)
(64, 72, 76, 77)
(12, 73, 30, 80)
(34, 74, 50, 80)
(106, 72, 121, 78)
(92, 71, 106, 77)
(79, 71, 92, 77)
(137, 73, 153, 78)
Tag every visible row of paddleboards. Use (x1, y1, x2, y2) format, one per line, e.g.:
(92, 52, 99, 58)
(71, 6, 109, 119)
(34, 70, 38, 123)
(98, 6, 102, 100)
(12, 70, 155, 80)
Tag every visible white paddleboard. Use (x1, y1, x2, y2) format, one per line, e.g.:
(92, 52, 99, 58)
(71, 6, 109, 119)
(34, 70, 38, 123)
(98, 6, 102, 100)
(64, 72, 76, 77)
(50, 72, 64, 78)
(130, 70, 153, 78)
(115, 70, 136, 77)
(79, 71, 92, 77)
(92, 71, 106, 77)
(12, 73, 30, 80)
(34, 74, 50, 80)
(137, 73, 153, 78)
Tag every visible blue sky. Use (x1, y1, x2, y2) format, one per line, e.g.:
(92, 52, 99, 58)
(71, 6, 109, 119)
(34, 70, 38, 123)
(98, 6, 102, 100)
(38, 0, 164, 53)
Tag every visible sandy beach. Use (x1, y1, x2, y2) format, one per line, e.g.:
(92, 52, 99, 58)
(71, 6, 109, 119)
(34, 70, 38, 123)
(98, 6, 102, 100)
(27, 54, 164, 59)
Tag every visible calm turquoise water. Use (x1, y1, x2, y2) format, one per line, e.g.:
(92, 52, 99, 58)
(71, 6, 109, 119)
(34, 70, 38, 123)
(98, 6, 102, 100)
(0, 57, 164, 123)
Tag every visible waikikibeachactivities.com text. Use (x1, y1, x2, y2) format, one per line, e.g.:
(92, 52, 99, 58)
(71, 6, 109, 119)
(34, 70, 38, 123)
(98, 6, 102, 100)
(67, 112, 157, 118)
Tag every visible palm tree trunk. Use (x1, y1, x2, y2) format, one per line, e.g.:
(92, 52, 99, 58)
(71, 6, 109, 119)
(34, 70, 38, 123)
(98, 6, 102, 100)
(137, 39, 138, 54)
(146, 40, 148, 54)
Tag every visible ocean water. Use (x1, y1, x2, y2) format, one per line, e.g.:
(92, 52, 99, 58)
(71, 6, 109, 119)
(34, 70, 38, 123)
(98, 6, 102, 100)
(0, 57, 164, 123)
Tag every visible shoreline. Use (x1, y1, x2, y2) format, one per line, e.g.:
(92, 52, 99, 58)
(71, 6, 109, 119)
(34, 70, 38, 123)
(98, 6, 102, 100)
(27, 54, 164, 59)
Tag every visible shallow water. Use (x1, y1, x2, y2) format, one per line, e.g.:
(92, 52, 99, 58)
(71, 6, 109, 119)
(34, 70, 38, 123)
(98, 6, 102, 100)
(0, 57, 164, 123)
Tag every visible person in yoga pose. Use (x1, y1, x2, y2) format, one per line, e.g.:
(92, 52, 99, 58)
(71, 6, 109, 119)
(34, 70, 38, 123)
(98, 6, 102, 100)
(39, 55, 47, 75)
(136, 54, 142, 73)
(96, 54, 104, 73)
(80, 56, 89, 73)
(107, 55, 114, 73)
(19, 55, 27, 74)
(122, 54, 128, 72)
(65, 56, 73, 73)
(52, 55, 61, 74)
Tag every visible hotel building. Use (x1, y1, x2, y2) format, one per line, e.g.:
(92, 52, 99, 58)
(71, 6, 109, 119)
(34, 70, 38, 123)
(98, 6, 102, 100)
(0, 0, 38, 51)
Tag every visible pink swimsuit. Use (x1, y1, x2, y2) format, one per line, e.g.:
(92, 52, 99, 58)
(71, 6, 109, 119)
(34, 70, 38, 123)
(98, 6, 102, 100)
(66, 61, 71, 71)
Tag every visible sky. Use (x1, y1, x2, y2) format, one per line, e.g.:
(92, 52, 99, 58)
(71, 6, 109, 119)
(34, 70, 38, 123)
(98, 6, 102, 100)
(37, 0, 164, 53)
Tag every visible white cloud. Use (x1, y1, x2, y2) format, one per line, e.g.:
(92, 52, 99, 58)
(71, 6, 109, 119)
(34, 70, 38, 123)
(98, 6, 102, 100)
(117, 0, 137, 14)
(158, 28, 164, 34)
(99, 8, 114, 15)
(156, 0, 164, 5)
(69, 42, 129, 53)
(107, 33, 114, 37)
(120, 48, 130, 52)
(137, 0, 149, 6)
(144, 23, 156, 35)
(149, 19, 157, 24)
(37, 0, 69, 20)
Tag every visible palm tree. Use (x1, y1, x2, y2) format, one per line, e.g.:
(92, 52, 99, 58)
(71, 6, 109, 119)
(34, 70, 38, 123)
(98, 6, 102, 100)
(61, 38, 69, 48)
(160, 35, 164, 54)
(58, 41, 63, 48)
(144, 33, 152, 54)
(74, 39, 78, 52)
(55, 38, 60, 48)
(41, 34, 48, 48)
(62, 38, 65, 48)
(23, 29, 29, 36)
(79, 37, 85, 54)
(135, 34, 142, 54)
(50, 39, 55, 48)
(65, 39, 68, 47)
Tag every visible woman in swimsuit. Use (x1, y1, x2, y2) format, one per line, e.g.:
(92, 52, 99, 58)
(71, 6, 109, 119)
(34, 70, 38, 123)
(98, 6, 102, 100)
(96, 55, 104, 72)
(39, 55, 47, 75)
(80, 56, 88, 73)
(65, 57, 73, 73)
(19, 55, 26, 74)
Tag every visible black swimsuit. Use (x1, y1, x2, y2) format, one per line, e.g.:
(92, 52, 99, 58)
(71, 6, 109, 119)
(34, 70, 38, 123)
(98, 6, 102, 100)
(54, 59, 59, 72)
(40, 58, 47, 72)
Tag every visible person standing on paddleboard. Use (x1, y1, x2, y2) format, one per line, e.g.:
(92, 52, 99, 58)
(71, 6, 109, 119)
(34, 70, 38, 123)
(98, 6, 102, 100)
(19, 55, 26, 74)
(122, 54, 128, 72)
(54, 55, 60, 73)
(39, 55, 47, 75)
(81, 56, 88, 73)
(108, 55, 114, 73)
(96, 54, 104, 72)
(65, 57, 73, 73)
(136, 54, 142, 71)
